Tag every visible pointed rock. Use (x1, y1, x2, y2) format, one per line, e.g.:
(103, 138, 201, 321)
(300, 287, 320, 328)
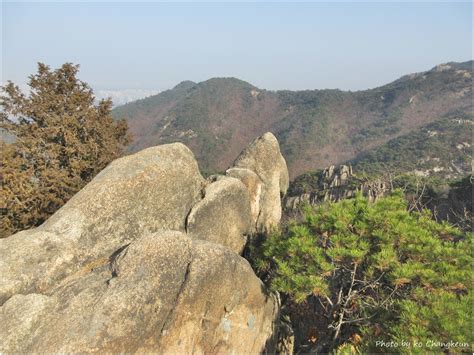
(231, 132, 289, 232)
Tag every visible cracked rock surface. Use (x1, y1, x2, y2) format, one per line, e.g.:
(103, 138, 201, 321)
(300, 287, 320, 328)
(0, 143, 204, 305)
(0, 133, 288, 353)
(232, 132, 289, 232)
(1, 232, 277, 353)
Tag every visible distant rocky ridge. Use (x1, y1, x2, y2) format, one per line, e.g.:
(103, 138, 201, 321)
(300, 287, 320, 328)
(284, 165, 473, 233)
(0, 133, 288, 353)
(285, 165, 389, 210)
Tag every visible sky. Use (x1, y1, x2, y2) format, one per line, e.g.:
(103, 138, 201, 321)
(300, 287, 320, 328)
(1, 1, 472, 102)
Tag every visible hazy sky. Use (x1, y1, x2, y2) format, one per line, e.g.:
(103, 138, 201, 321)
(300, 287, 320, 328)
(2, 1, 472, 93)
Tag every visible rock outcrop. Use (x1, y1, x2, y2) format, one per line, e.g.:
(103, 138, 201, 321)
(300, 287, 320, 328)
(285, 165, 389, 210)
(0, 132, 288, 353)
(0, 143, 204, 305)
(230, 132, 289, 232)
(1, 232, 278, 353)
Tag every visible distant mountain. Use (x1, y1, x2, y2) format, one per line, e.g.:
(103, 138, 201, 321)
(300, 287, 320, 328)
(113, 61, 472, 178)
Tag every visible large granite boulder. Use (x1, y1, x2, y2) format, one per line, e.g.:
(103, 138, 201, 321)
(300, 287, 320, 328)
(231, 132, 289, 232)
(186, 176, 252, 253)
(0, 133, 288, 353)
(158, 234, 278, 353)
(0, 143, 204, 305)
(0, 231, 278, 353)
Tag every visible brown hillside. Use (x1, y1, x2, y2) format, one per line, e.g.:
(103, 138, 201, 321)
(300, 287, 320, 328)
(113, 61, 472, 178)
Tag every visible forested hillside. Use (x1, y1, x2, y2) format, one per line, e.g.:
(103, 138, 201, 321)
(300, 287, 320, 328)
(113, 61, 472, 178)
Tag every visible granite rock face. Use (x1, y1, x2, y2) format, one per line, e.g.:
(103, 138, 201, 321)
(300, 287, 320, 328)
(231, 132, 289, 232)
(0, 143, 204, 305)
(1, 232, 278, 353)
(186, 176, 252, 254)
(0, 132, 289, 353)
(226, 167, 263, 232)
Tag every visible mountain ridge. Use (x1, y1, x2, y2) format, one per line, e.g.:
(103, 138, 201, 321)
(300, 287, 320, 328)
(113, 60, 472, 178)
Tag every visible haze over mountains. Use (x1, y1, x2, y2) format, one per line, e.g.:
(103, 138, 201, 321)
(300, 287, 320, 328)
(95, 89, 160, 107)
(113, 61, 472, 179)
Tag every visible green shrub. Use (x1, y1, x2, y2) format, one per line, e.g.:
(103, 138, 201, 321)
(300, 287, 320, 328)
(255, 192, 473, 353)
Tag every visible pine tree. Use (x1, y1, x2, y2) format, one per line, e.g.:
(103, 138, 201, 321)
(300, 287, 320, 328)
(254, 192, 473, 353)
(1, 63, 130, 237)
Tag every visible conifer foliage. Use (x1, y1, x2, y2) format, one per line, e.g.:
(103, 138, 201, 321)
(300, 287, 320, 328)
(1, 63, 130, 238)
(254, 192, 472, 353)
